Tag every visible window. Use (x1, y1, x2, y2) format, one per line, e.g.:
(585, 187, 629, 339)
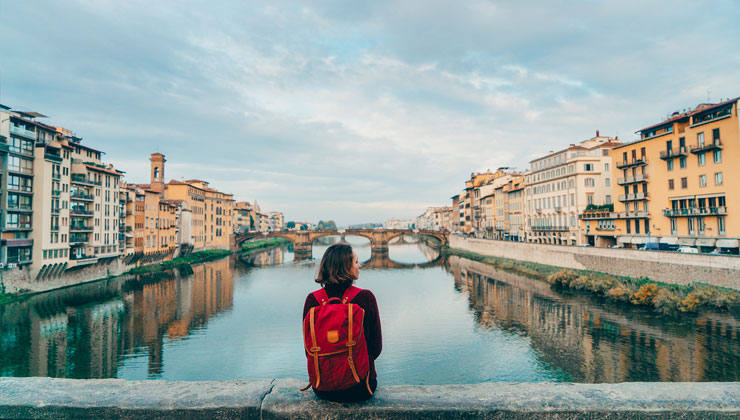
(698, 217, 706, 236)
(584, 163, 593, 171)
(688, 218, 695, 235)
(605, 178, 610, 187)
(606, 195, 611, 204)
(667, 159, 674, 171)
(587, 194, 594, 205)
(697, 132, 705, 147)
(668, 179, 674, 190)
(699, 175, 707, 187)
(605, 163, 610, 172)
(671, 218, 677, 235)
(715, 172, 723, 185)
(585, 178, 595, 187)
(698, 152, 706, 166)
(681, 177, 687, 189)
(680, 157, 687, 168)
(714, 150, 722, 163)
(718, 217, 726, 235)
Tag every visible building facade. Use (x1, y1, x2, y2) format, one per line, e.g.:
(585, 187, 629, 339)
(525, 133, 620, 245)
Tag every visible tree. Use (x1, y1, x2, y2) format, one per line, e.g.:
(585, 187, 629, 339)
(299, 224, 308, 231)
(317, 220, 337, 230)
(287, 221, 296, 229)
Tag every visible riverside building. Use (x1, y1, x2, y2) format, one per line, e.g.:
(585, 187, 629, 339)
(587, 97, 739, 253)
(0, 105, 124, 275)
(525, 133, 621, 245)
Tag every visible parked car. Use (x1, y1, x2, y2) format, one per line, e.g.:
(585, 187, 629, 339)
(676, 246, 699, 254)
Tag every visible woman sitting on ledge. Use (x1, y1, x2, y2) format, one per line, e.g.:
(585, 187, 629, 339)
(302, 242, 382, 402)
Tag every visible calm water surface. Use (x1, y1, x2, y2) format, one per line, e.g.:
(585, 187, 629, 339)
(2, 236, 740, 384)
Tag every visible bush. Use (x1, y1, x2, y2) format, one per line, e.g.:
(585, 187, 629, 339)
(653, 288, 683, 314)
(630, 283, 659, 306)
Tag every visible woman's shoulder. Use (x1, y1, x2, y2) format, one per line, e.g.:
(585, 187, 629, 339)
(355, 288, 378, 304)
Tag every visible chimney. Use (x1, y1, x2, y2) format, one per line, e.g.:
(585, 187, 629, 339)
(596, 130, 600, 137)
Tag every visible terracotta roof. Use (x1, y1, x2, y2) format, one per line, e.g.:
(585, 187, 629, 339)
(85, 164, 123, 176)
(636, 97, 739, 133)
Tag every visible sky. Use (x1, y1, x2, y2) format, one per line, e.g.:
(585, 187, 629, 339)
(1, 0, 739, 226)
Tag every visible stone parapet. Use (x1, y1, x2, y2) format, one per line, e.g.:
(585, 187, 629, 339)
(2, 377, 740, 419)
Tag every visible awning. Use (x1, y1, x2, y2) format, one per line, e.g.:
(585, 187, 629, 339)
(696, 238, 716, 247)
(716, 239, 740, 248)
(660, 236, 679, 245)
(632, 237, 647, 244)
(618, 236, 632, 244)
(678, 238, 696, 246)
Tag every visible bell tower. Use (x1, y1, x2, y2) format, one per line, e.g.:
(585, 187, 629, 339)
(150, 153, 166, 193)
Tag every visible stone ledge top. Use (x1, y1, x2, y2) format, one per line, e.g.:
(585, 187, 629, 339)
(2, 377, 740, 420)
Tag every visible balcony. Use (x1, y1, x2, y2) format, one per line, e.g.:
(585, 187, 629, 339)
(617, 211, 650, 219)
(659, 147, 688, 160)
(535, 208, 542, 214)
(554, 206, 562, 212)
(10, 125, 36, 139)
(8, 185, 33, 194)
(52, 172, 61, 180)
(617, 174, 648, 185)
(70, 254, 97, 262)
(662, 206, 727, 217)
(70, 174, 101, 186)
(7, 205, 33, 213)
(532, 226, 569, 232)
(579, 211, 616, 220)
(50, 224, 60, 232)
(70, 225, 94, 233)
(71, 192, 94, 201)
(690, 139, 723, 154)
(618, 193, 648, 202)
(44, 153, 63, 163)
(51, 207, 60, 215)
(51, 189, 62, 197)
(595, 226, 616, 231)
(71, 208, 94, 217)
(3, 224, 32, 231)
(8, 166, 34, 176)
(0, 238, 33, 248)
(616, 157, 647, 169)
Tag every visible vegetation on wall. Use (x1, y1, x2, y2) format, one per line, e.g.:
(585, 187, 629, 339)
(241, 237, 291, 252)
(127, 250, 232, 275)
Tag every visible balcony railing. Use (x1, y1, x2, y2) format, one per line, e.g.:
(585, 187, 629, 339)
(70, 225, 94, 232)
(50, 225, 60, 231)
(71, 208, 94, 216)
(617, 211, 649, 219)
(70, 254, 96, 261)
(616, 157, 647, 169)
(1, 238, 34, 248)
(532, 225, 569, 232)
(51, 189, 62, 197)
(52, 172, 61, 180)
(690, 139, 723, 154)
(617, 174, 648, 185)
(554, 206, 562, 212)
(4, 224, 32, 231)
(51, 207, 60, 215)
(70, 174, 101, 186)
(7, 205, 33, 213)
(662, 206, 727, 217)
(579, 211, 616, 220)
(10, 125, 36, 139)
(659, 146, 688, 160)
(595, 226, 616, 231)
(618, 192, 648, 202)
(8, 166, 34, 175)
(70, 192, 94, 201)
(44, 153, 63, 163)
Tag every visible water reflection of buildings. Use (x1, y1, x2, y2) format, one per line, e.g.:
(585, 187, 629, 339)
(0, 258, 234, 378)
(447, 256, 740, 383)
(240, 247, 285, 267)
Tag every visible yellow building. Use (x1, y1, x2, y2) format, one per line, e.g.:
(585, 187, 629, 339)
(585, 98, 739, 253)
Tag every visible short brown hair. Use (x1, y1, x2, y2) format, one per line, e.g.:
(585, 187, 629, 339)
(315, 242, 356, 286)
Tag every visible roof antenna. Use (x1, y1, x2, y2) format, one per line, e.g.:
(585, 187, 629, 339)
(708, 89, 711, 102)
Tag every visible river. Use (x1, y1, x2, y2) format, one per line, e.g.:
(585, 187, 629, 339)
(1, 236, 739, 384)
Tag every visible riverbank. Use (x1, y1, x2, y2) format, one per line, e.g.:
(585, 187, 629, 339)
(241, 237, 291, 252)
(126, 250, 232, 275)
(445, 241, 740, 315)
(2, 377, 738, 420)
(449, 235, 740, 288)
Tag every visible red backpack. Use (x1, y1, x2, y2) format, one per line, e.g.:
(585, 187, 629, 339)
(301, 286, 372, 394)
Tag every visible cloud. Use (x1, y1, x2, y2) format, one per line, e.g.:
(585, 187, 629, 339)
(1, 0, 739, 225)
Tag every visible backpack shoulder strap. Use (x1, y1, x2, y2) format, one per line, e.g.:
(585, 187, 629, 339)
(341, 286, 363, 303)
(312, 288, 329, 305)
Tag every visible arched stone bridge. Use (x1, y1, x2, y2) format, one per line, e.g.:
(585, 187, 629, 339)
(235, 229, 448, 260)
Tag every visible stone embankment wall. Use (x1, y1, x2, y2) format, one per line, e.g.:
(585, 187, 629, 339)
(0, 252, 173, 295)
(450, 236, 740, 289)
(1, 377, 739, 419)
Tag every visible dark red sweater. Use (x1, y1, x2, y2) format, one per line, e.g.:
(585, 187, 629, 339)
(303, 283, 382, 379)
